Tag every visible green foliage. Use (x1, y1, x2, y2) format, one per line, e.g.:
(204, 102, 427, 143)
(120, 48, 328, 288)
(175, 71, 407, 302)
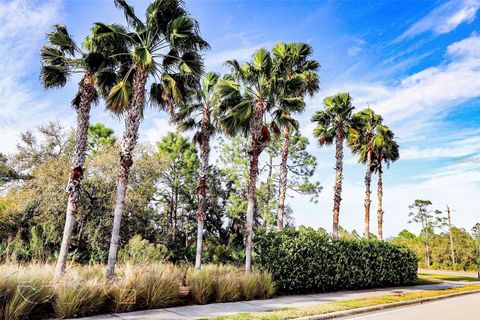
(393, 227, 478, 271)
(0, 125, 164, 264)
(118, 235, 169, 263)
(255, 227, 418, 293)
(0, 154, 19, 187)
(311, 93, 355, 146)
(87, 123, 115, 155)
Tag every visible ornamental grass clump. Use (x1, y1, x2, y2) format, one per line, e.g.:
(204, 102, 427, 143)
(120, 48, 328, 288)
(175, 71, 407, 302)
(0, 263, 54, 320)
(215, 272, 241, 302)
(53, 279, 107, 318)
(0, 263, 275, 319)
(186, 268, 216, 304)
(132, 263, 181, 309)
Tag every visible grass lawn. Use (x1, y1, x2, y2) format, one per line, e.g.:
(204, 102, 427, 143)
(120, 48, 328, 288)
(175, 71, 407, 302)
(417, 273, 480, 283)
(205, 284, 480, 320)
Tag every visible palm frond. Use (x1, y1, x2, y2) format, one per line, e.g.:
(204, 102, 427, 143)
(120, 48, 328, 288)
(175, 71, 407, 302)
(40, 65, 68, 88)
(114, 0, 145, 30)
(106, 81, 131, 114)
(47, 24, 76, 55)
(40, 46, 67, 66)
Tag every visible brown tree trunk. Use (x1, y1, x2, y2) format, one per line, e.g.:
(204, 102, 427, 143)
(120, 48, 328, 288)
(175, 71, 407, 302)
(195, 113, 210, 270)
(332, 128, 345, 240)
(245, 100, 265, 273)
(106, 69, 147, 278)
(277, 126, 290, 230)
(364, 150, 372, 240)
(55, 74, 94, 278)
(262, 152, 273, 227)
(377, 162, 384, 241)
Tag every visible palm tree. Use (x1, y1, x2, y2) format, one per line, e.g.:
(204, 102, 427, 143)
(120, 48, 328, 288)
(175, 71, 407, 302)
(40, 24, 118, 278)
(173, 72, 222, 269)
(348, 108, 384, 240)
(90, 0, 208, 278)
(271, 42, 320, 230)
(311, 93, 355, 240)
(217, 47, 305, 272)
(370, 126, 399, 240)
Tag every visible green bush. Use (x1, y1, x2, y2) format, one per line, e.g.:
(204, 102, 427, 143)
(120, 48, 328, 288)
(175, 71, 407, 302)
(254, 227, 418, 294)
(118, 235, 169, 263)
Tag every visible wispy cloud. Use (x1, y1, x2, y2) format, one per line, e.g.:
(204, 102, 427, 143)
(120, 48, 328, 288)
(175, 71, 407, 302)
(401, 134, 480, 161)
(204, 42, 272, 71)
(0, 0, 62, 153)
(325, 33, 480, 125)
(397, 0, 480, 41)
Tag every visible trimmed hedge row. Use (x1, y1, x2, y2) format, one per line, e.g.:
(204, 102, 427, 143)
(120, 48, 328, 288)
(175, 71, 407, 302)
(254, 227, 418, 293)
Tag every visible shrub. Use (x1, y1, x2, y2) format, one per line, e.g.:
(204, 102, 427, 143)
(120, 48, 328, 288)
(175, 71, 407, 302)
(118, 235, 169, 263)
(255, 227, 418, 294)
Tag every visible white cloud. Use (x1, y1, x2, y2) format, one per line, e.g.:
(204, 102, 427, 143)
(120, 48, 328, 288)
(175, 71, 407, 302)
(347, 46, 362, 57)
(397, 0, 480, 41)
(143, 117, 178, 145)
(0, 0, 62, 153)
(402, 137, 480, 160)
(296, 33, 480, 237)
(324, 33, 480, 126)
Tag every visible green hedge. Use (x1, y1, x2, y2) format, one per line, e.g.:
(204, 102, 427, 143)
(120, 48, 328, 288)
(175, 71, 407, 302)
(254, 227, 418, 293)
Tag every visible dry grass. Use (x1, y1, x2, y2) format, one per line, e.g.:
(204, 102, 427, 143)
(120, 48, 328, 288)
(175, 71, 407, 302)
(0, 263, 274, 319)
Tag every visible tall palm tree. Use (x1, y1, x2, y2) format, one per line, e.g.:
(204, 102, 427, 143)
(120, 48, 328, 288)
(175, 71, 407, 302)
(40, 24, 118, 278)
(371, 126, 399, 240)
(90, 0, 208, 278)
(311, 93, 355, 240)
(173, 72, 222, 269)
(217, 47, 305, 272)
(271, 42, 320, 230)
(348, 108, 384, 240)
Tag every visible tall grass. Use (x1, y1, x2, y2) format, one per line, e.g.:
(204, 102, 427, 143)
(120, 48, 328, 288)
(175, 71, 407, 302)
(0, 263, 275, 319)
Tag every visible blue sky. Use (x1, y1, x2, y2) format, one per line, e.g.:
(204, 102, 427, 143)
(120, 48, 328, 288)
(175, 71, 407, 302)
(1, 0, 480, 238)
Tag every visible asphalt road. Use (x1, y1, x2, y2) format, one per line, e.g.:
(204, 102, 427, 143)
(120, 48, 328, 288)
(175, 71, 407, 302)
(338, 293, 480, 320)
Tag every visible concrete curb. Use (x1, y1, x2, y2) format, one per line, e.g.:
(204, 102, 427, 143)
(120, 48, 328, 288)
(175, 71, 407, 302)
(294, 289, 480, 320)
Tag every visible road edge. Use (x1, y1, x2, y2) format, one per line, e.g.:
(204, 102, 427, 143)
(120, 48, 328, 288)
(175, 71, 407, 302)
(295, 289, 480, 320)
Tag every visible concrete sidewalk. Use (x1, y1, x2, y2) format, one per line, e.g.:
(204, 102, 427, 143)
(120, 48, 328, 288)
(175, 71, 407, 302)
(78, 282, 468, 320)
(418, 268, 479, 278)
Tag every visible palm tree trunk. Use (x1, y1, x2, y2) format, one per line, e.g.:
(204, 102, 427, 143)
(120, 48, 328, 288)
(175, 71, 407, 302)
(262, 153, 273, 227)
(245, 100, 265, 273)
(106, 69, 147, 278)
(377, 162, 384, 241)
(55, 74, 94, 278)
(332, 128, 345, 240)
(277, 126, 290, 230)
(364, 150, 372, 239)
(195, 117, 210, 270)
